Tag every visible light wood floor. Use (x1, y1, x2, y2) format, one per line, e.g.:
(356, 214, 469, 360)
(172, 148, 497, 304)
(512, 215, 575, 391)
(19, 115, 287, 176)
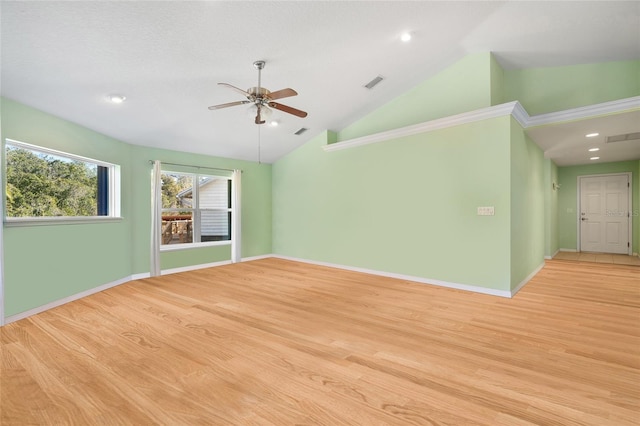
(553, 251, 640, 266)
(1, 258, 639, 425)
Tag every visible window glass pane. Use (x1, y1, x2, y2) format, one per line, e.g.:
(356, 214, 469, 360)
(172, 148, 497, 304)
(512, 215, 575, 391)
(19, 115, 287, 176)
(5, 143, 110, 218)
(161, 172, 195, 245)
(161, 173, 194, 209)
(159, 170, 232, 247)
(161, 211, 193, 245)
(200, 210, 231, 241)
(198, 176, 230, 209)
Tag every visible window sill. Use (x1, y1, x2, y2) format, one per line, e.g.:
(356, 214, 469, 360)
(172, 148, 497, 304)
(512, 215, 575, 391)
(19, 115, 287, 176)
(161, 240, 232, 252)
(4, 216, 124, 227)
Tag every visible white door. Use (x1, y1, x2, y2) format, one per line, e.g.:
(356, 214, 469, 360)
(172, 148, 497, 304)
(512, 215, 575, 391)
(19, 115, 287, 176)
(579, 174, 630, 254)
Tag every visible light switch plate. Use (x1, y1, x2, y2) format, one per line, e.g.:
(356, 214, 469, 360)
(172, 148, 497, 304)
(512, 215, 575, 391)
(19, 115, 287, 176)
(477, 206, 495, 216)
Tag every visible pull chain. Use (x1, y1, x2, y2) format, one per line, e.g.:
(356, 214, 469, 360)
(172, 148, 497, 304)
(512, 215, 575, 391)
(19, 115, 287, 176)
(258, 123, 262, 164)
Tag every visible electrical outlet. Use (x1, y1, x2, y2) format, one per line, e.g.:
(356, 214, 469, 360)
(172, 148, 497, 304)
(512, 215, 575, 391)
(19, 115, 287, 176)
(477, 206, 495, 216)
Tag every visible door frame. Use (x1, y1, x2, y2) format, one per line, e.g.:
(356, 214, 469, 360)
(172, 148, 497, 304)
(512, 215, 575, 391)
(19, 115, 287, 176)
(576, 172, 632, 255)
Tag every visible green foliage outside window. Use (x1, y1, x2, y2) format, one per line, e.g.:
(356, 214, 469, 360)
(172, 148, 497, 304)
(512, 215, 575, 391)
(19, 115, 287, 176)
(6, 146, 98, 217)
(161, 173, 193, 211)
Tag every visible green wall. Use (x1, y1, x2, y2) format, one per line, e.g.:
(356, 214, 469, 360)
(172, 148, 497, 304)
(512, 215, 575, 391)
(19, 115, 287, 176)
(275, 54, 640, 294)
(544, 159, 559, 257)
(129, 145, 272, 274)
(557, 161, 639, 253)
(274, 118, 514, 291)
(337, 53, 495, 142)
(1, 98, 272, 317)
(3, 55, 638, 318)
(504, 60, 640, 115)
(1, 98, 133, 316)
(509, 118, 545, 289)
(490, 53, 505, 106)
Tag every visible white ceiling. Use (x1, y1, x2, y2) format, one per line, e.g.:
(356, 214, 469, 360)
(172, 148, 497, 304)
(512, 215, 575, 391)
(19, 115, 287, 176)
(1, 1, 639, 164)
(527, 111, 640, 167)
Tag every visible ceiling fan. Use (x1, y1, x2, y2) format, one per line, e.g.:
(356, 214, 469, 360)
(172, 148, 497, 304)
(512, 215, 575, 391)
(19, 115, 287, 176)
(208, 60, 308, 125)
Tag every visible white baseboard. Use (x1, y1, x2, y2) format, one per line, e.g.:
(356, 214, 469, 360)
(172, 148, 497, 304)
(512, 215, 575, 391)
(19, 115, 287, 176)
(131, 272, 151, 281)
(511, 262, 545, 297)
(272, 254, 514, 298)
(160, 259, 232, 276)
(4, 254, 272, 325)
(4, 275, 134, 325)
(130, 255, 272, 282)
(544, 249, 560, 260)
(558, 249, 638, 257)
(241, 254, 273, 262)
(5, 253, 550, 324)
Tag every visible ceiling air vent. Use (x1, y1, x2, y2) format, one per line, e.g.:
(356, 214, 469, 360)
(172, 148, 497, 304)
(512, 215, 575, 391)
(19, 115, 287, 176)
(364, 76, 384, 89)
(294, 127, 308, 135)
(606, 132, 640, 143)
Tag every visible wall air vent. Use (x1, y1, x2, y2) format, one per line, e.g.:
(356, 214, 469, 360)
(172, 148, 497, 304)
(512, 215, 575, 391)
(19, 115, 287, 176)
(606, 132, 640, 143)
(364, 76, 384, 89)
(294, 127, 308, 135)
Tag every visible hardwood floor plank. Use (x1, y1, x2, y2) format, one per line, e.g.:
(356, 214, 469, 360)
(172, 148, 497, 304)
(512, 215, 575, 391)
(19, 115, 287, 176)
(1, 258, 638, 425)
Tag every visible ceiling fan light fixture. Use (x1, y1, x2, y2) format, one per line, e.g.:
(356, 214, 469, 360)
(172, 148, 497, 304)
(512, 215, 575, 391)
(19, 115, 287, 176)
(108, 94, 126, 104)
(247, 104, 272, 123)
(269, 120, 279, 127)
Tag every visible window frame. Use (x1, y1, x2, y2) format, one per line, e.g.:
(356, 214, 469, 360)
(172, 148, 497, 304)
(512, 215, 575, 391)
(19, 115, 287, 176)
(160, 170, 233, 251)
(3, 138, 122, 226)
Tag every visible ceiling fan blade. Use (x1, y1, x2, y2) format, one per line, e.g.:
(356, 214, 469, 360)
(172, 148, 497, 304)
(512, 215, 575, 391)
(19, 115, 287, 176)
(267, 88, 298, 101)
(268, 102, 308, 118)
(218, 83, 251, 97)
(208, 100, 250, 110)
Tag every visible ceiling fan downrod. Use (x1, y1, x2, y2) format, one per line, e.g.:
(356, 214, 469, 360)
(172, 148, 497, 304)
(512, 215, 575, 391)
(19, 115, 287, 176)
(253, 60, 265, 93)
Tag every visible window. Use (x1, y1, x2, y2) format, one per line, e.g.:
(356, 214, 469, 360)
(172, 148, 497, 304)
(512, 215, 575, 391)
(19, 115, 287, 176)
(161, 171, 231, 247)
(4, 139, 120, 221)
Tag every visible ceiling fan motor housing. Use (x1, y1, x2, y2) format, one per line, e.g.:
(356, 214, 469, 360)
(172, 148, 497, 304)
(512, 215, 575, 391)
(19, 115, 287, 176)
(248, 87, 271, 104)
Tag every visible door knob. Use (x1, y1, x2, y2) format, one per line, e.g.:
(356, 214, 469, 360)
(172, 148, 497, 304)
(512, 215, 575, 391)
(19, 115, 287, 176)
(581, 217, 588, 221)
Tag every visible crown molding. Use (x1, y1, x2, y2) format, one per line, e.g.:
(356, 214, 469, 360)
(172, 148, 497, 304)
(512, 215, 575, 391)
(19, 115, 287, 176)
(323, 96, 640, 152)
(510, 101, 530, 128)
(324, 102, 520, 152)
(525, 95, 640, 127)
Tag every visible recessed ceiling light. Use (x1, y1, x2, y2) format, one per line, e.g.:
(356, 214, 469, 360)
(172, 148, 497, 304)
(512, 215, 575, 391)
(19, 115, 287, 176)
(269, 120, 278, 127)
(590, 156, 600, 160)
(400, 32, 412, 42)
(588, 148, 600, 152)
(585, 132, 599, 138)
(108, 94, 126, 104)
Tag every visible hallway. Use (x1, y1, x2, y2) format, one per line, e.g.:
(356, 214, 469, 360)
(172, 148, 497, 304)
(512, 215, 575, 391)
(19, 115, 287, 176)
(553, 251, 640, 266)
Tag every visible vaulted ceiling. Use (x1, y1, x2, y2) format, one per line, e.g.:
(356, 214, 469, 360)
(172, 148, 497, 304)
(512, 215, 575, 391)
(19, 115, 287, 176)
(1, 1, 639, 164)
